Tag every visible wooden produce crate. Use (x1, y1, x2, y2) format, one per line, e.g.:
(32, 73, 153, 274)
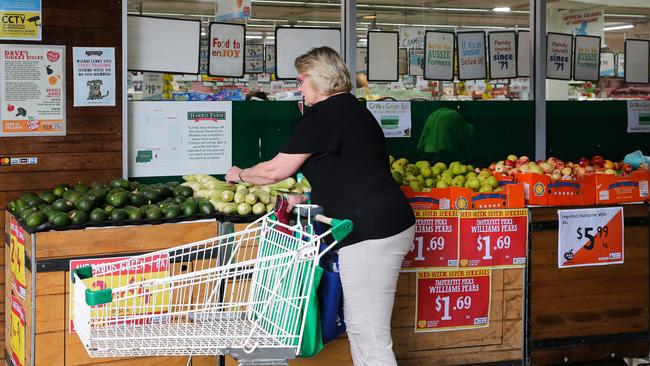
(528, 204, 650, 364)
(4, 213, 220, 366)
(220, 223, 525, 366)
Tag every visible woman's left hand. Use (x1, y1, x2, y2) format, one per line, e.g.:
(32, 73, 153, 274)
(225, 166, 243, 183)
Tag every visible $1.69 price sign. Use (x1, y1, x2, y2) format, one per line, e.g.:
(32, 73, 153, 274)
(558, 207, 624, 268)
(416, 269, 491, 332)
(458, 209, 528, 268)
(402, 210, 459, 270)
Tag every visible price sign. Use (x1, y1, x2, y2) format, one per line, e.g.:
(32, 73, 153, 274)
(402, 210, 459, 270)
(9, 216, 27, 299)
(416, 268, 491, 332)
(142, 72, 164, 98)
(10, 295, 25, 366)
(459, 209, 528, 268)
(558, 207, 623, 268)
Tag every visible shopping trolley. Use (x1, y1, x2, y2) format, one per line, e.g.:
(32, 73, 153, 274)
(70, 205, 352, 365)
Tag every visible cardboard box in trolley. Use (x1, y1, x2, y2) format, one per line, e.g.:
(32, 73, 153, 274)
(595, 170, 650, 204)
(515, 173, 549, 206)
(546, 174, 596, 206)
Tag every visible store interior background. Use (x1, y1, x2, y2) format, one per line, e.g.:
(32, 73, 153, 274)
(126, 0, 650, 102)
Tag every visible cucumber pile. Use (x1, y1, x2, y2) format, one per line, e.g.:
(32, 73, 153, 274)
(182, 174, 311, 217)
(6, 178, 216, 230)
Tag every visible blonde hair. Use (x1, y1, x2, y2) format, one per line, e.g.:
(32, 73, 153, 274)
(294, 47, 352, 95)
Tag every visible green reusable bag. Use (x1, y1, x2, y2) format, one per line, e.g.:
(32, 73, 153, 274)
(417, 107, 475, 162)
(298, 265, 324, 357)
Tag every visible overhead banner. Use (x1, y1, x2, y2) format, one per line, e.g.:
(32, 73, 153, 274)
(415, 269, 491, 332)
(399, 26, 425, 49)
(627, 100, 650, 133)
(367, 101, 411, 138)
(402, 210, 460, 270)
(458, 209, 528, 268)
(215, 0, 251, 21)
(546, 32, 573, 80)
(573, 35, 600, 82)
(558, 207, 624, 268)
(0, 0, 41, 41)
(600, 52, 615, 77)
(409, 49, 424, 76)
(73, 47, 116, 107)
(624, 39, 649, 84)
(560, 7, 604, 38)
(208, 22, 245, 78)
(0, 44, 65, 136)
(245, 44, 264, 74)
(517, 31, 530, 77)
(424, 31, 454, 81)
(488, 31, 517, 79)
(264, 45, 276, 74)
(129, 101, 233, 177)
(457, 31, 487, 80)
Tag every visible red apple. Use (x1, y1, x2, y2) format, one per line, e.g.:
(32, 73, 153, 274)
(536, 159, 545, 165)
(551, 172, 562, 180)
(509, 168, 521, 178)
(622, 164, 634, 174)
(555, 161, 565, 170)
(561, 167, 573, 176)
(506, 154, 518, 162)
(547, 157, 558, 165)
(6, 104, 14, 112)
(574, 166, 585, 178)
(584, 166, 595, 174)
(540, 162, 553, 173)
(518, 156, 530, 164)
(488, 163, 496, 171)
(591, 155, 604, 167)
(504, 159, 515, 168)
(578, 157, 590, 167)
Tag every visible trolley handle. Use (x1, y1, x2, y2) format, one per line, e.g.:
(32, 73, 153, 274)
(293, 204, 354, 242)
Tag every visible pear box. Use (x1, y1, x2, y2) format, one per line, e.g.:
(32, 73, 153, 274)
(595, 169, 650, 205)
(515, 173, 549, 206)
(470, 183, 525, 209)
(547, 174, 596, 207)
(401, 186, 451, 210)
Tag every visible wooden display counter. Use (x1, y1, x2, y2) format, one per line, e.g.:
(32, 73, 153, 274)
(528, 204, 649, 364)
(4, 213, 220, 366)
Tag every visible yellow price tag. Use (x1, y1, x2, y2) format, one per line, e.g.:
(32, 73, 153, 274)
(9, 217, 27, 298)
(9, 295, 25, 366)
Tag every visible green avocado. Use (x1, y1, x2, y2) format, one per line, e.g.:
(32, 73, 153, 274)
(25, 196, 44, 208)
(52, 198, 74, 212)
(89, 208, 107, 222)
(69, 210, 89, 225)
(50, 211, 71, 227)
(25, 211, 46, 228)
(106, 191, 129, 208)
(110, 178, 131, 190)
(197, 200, 215, 215)
(19, 206, 38, 220)
(75, 196, 95, 212)
(90, 181, 106, 190)
(53, 184, 71, 197)
(145, 206, 163, 220)
(38, 191, 58, 205)
(129, 191, 148, 207)
(180, 202, 197, 216)
(74, 183, 91, 193)
(161, 205, 181, 218)
(110, 209, 128, 221)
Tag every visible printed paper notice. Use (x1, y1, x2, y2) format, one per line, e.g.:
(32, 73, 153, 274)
(129, 101, 233, 177)
(416, 269, 491, 332)
(0, 44, 65, 136)
(73, 47, 116, 107)
(367, 101, 411, 138)
(547, 33, 573, 80)
(627, 100, 650, 133)
(0, 0, 41, 41)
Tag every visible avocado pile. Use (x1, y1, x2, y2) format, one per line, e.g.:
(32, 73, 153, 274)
(6, 178, 216, 231)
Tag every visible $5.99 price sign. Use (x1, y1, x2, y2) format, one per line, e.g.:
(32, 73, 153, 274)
(416, 269, 491, 332)
(9, 216, 27, 299)
(459, 209, 528, 268)
(10, 295, 25, 366)
(558, 207, 624, 268)
(402, 210, 459, 270)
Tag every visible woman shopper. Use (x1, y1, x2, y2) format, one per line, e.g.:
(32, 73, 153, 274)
(225, 46, 415, 366)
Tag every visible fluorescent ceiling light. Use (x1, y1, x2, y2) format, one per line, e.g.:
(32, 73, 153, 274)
(604, 24, 634, 31)
(245, 35, 263, 39)
(605, 13, 647, 19)
(493, 7, 511, 13)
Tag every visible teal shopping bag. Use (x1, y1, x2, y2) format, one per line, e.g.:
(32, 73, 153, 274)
(299, 265, 324, 357)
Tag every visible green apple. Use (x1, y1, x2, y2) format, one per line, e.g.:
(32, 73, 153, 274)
(420, 166, 432, 178)
(409, 181, 422, 192)
(415, 160, 430, 170)
(479, 184, 493, 193)
(432, 165, 442, 175)
(467, 178, 481, 190)
(434, 162, 447, 171)
(425, 178, 435, 187)
(479, 170, 492, 178)
(436, 180, 449, 188)
(452, 175, 466, 187)
(486, 176, 499, 189)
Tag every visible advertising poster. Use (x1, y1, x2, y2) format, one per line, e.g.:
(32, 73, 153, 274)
(215, 0, 251, 21)
(402, 210, 460, 270)
(600, 52, 615, 77)
(560, 7, 604, 37)
(558, 207, 624, 268)
(0, 44, 65, 136)
(424, 31, 454, 81)
(367, 101, 411, 138)
(245, 44, 264, 74)
(69, 254, 170, 332)
(546, 33, 573, 80)
(399, 26, 425, 49)
(457, 32, 487, 80)
(488, 31, 517, 79)
(0, 0, 41, 41)
(209, 22, 245, 77)
(458, 209, 528, 268)
(627, 100, 650, 133)
(573, 35, 600, 82)
(129, 101, 233, 177)
(416, 269, 491, 332)
(73, 47, 116, 107)
(264, 45, 276, 74)
(409, 49, 424, 76)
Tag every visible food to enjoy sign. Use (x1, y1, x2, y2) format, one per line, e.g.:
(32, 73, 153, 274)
(416, 268, 491, 332)
(458, 209, 528, 268)
(208, 22, 245, 77)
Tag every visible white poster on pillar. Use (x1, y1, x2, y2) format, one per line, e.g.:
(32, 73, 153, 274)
(208, 22, 245, 78)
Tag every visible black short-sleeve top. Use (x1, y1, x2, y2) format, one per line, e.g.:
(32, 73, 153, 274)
(281, 93, 415, 248)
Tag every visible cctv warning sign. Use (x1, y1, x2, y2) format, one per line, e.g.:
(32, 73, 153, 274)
(0, 0, 42, 40)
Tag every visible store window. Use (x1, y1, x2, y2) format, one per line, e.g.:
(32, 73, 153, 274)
(126, 0, 341, 101)
(545, 0, 650, 101)
(355, 0, 531, 101)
